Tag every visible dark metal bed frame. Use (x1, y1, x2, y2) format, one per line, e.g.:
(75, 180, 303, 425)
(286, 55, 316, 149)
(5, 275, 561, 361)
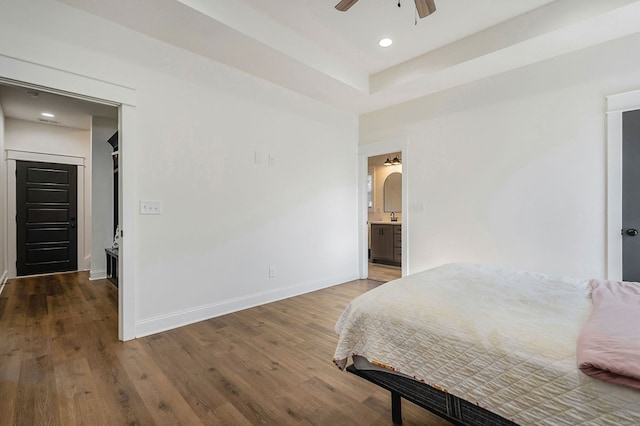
(346, 364, 518, 425)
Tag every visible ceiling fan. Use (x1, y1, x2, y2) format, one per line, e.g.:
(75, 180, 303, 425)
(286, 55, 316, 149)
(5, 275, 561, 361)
(335, 0, 436, 19)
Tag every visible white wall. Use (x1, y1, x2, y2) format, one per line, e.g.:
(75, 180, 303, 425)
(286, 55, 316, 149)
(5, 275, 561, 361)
(5, 119, 90, 158)
(0, 103, 6, 284)
(91, 117, 117, 279)
(0, 0, 359, 336)
(360, 31, 640, 279)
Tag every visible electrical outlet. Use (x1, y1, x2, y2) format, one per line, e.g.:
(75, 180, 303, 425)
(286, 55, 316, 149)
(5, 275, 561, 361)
(269, 266, 276, 278)
(140, 200, 163, 215)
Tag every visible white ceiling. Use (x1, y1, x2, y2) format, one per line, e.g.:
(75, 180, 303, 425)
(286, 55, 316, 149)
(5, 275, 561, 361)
(57, 0, 640, 113)
(6, 0, 640, 121)
(235, 0, 557, 75)
(0, 83, 117, 130)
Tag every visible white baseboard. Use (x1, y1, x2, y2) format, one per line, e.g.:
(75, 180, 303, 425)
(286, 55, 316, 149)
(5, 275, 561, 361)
(0, 270, 7, 294)
(135, 272, 359, 338)
(90, 269, 107, 281)
(83, 254, 92, 271)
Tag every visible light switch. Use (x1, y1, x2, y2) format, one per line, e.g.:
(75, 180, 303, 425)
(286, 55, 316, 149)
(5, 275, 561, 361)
(410, 202, 425, 214)
(254, 151, 264, 165)
(140, 200, 163, 215)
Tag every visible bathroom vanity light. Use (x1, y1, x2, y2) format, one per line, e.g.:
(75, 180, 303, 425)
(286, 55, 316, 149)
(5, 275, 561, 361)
(384, 154, 402, 166)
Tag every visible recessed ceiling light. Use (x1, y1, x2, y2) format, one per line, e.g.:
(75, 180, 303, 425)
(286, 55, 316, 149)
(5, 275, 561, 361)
(41, 112, 55, 118)
(379, 38, 393, 48)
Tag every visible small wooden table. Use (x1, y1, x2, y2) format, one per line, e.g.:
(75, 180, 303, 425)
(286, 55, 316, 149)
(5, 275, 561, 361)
(105, 248, 119, 287)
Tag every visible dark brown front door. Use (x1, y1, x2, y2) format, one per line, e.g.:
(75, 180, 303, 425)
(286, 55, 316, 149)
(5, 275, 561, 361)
(16, 161, 78, 276)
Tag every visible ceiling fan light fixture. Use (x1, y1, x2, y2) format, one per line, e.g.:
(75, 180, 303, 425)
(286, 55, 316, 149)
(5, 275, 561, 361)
(379, 38, 393, 48)
(336, 0, 436, 19)
(415, 0, 437, 18)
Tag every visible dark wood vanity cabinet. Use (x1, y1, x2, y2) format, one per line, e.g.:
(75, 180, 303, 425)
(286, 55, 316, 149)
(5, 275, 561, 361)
(371, 224, 401, 266)
(393, 225, 401, 263)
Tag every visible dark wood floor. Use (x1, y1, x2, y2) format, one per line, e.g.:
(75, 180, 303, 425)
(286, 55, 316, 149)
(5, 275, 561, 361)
(0, 272, 450, 425)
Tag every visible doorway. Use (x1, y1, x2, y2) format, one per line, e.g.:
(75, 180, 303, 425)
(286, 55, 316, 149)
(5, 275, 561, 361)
(358, 140, 409, 281)
(606, 89, 640, 281)
(367, 153, 402, 282)
(622, 109, 640, 281)
(2, 83, 117, 280)
(0, 59, 135, 340)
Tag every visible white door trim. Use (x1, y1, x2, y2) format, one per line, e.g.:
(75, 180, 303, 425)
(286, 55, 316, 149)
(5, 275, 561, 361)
(1, 53, 137, 341)
(358, 139, 409, 279)
(6, 150, 86, 280)
(606, 89, 640, 280)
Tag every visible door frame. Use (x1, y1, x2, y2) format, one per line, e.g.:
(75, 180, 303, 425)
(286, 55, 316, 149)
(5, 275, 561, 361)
(7, 151, 85, 278)
(358, 139, 409, 279)
(606, 88, 640, 280)
(1, 53, 137, 341)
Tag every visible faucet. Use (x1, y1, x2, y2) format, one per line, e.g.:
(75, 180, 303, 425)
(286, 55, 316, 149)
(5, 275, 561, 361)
(390, 212, 397, 222)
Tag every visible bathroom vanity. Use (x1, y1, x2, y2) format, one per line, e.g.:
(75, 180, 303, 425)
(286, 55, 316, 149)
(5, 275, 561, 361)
(370, 223, 401, 266)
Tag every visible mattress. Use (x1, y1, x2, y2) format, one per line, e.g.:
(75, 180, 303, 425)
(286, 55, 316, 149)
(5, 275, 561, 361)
(333, 263, 640, 425)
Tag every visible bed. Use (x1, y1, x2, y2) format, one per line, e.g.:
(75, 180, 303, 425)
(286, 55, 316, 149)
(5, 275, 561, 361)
(333, 263, 640, 425)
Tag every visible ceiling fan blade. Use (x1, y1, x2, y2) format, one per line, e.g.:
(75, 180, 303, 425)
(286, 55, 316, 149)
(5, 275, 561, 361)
(335, 0, 359, 12)
(414, 0, 436, 18)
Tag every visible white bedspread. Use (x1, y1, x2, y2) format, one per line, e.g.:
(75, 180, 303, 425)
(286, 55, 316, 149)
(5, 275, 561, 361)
(333, 263, 640, 425)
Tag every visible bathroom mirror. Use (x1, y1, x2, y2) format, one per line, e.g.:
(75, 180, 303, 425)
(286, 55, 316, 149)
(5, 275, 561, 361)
(384, 172, 402, 212)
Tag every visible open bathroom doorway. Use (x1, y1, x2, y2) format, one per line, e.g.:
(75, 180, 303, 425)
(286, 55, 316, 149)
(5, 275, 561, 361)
(367, 153, 402, 282)
(358, 141, 408, 282)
